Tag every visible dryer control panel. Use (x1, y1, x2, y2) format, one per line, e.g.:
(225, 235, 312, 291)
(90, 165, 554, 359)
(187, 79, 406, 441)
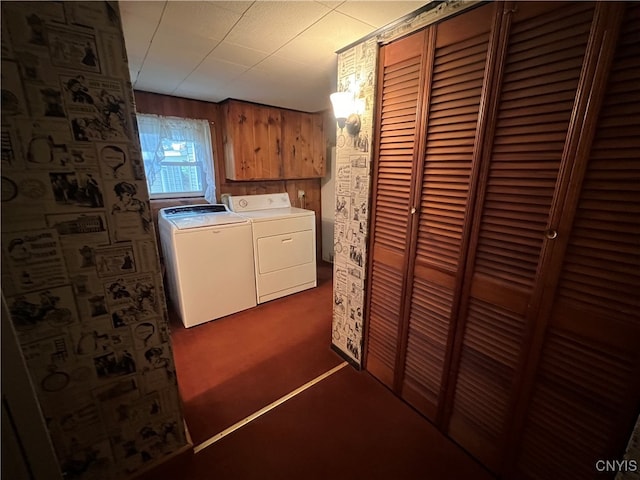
(225, 193, 291, 212)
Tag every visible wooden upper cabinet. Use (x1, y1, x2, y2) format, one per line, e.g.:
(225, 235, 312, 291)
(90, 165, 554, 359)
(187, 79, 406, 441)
(281, 110, 326, 178)
(222, 99, 326, 180)
(222, 99, 283, 180)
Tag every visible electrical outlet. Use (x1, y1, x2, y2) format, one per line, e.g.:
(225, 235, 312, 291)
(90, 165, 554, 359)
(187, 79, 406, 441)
(298, 190, 305, 199)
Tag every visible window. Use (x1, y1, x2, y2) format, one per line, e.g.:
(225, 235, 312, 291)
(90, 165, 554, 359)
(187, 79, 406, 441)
(136, 114, 215, 201)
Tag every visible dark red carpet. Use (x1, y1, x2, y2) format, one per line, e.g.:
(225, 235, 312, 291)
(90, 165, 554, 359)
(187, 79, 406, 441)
(136, 262, 494, 480)
(167, 262, 342, 444)
(137, 366, 494, 480)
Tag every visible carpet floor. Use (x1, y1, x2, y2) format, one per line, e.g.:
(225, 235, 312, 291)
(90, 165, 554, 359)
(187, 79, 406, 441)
(135, 262, 494, 480)
(167, 262, 341, 445)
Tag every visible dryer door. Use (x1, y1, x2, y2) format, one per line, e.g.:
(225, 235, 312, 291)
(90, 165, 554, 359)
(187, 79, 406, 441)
(256, 229, 314, 274)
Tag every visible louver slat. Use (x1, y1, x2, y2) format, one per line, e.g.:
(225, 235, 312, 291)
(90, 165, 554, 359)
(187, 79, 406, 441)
(366, 32, 425, 388)
(401, 6, 493, 421)
(475, 2, 592, 286)
(516, 7, 640, 478)
(449, 3, 595, 472)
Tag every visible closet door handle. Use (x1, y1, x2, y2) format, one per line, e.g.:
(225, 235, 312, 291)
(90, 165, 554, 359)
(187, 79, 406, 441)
(410, 207, 416, 215)
(545, 229, 558, 240)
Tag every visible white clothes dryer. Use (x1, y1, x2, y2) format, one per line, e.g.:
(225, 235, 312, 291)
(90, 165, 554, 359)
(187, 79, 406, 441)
(158, 204, 256, 328)
(222, 193, 317, 304)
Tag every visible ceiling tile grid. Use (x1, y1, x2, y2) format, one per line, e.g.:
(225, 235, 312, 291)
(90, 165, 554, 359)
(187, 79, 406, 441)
(120, 0, 428, 111)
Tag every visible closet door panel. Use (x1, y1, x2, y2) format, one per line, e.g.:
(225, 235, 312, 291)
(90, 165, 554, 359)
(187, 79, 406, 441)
(515, 8, 640, 477)
(447, 2, 596, 471)
(365, 31, 427, 387)
(400, 4, 494, 421)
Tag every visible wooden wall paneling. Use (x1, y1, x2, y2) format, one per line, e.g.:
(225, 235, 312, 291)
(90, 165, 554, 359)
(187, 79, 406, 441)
(310, 112, 327, 177)
(134, 90, 218, 121)
(364, 29, 429, 388)
(443, 2, 597, 473)
(133, 92, 323, 256)
(506, 4, 640, 478)
(223, 101, 252, 179)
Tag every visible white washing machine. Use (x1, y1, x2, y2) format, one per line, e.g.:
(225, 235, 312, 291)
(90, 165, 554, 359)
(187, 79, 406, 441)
(158, 204, 256, 328)
(223, 193, 317, 304)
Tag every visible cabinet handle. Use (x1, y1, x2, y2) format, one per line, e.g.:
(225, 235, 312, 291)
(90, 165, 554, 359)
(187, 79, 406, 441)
(545, 229, 558, 239)
(410, 207, 416, 215)
(276, 139, 281, 155)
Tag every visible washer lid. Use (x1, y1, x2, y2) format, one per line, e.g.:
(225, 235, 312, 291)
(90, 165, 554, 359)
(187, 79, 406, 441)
(170, 213, 248, 229)
(160, 204, 248, 230)
(161, 204, 228, 216)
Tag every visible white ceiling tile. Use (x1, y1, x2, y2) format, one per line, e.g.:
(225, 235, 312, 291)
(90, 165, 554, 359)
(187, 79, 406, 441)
(135, 64, 190, 93)
(209, 42, 269, 67)
(120, 1, 165, 82)
(315, 1, 345, 9)
(173, 78, 236, 102)
(120, 0, 431, 111)
(161, 1, 242, 43)
(205, 1, 254, 15)
(120, 2, 165, 44)
(236, 57, 334, 111)
(144, 31, 211, 74)
(186, 57, 249, 85)
(225, 1, 331, 52)
(275, 11, 372, 64)
(255, 52, 332, 76)
(149, 29, 215, 61)
(336, 1, 428, 28)
(225, 70, 331, 112)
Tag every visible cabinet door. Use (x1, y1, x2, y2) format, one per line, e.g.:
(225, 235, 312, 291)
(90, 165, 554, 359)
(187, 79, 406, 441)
(223, 100, 251, 179)
(399, 3, 495, 422)
(446, 2, 597, 472)
(365, 30, 429, 387)
(223, 101, 282, 180)
(252, 104, 282, 179)
(513, 5, 640, 478)
(282, 110, 326, 178)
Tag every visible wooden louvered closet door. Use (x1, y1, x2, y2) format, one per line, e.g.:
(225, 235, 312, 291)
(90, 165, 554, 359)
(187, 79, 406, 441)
(445, 2, 598, 472)
(365, 1, 639, 478)
(512, 4, 640, 479)
(365, 30, 428, 387)
(399, 3, 496, 422)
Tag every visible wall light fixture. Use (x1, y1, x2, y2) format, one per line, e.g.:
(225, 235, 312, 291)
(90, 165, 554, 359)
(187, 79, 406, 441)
(330, 91, 362, 137)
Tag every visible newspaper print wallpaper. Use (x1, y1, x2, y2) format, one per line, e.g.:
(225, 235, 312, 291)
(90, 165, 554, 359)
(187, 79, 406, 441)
(0, 2, 188, 478)
(331, 0, 479, 366)
(616, 414, 640, 480)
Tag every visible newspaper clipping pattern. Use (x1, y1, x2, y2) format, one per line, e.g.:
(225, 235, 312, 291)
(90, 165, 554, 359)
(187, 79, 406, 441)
(0, 2, 187, 478)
